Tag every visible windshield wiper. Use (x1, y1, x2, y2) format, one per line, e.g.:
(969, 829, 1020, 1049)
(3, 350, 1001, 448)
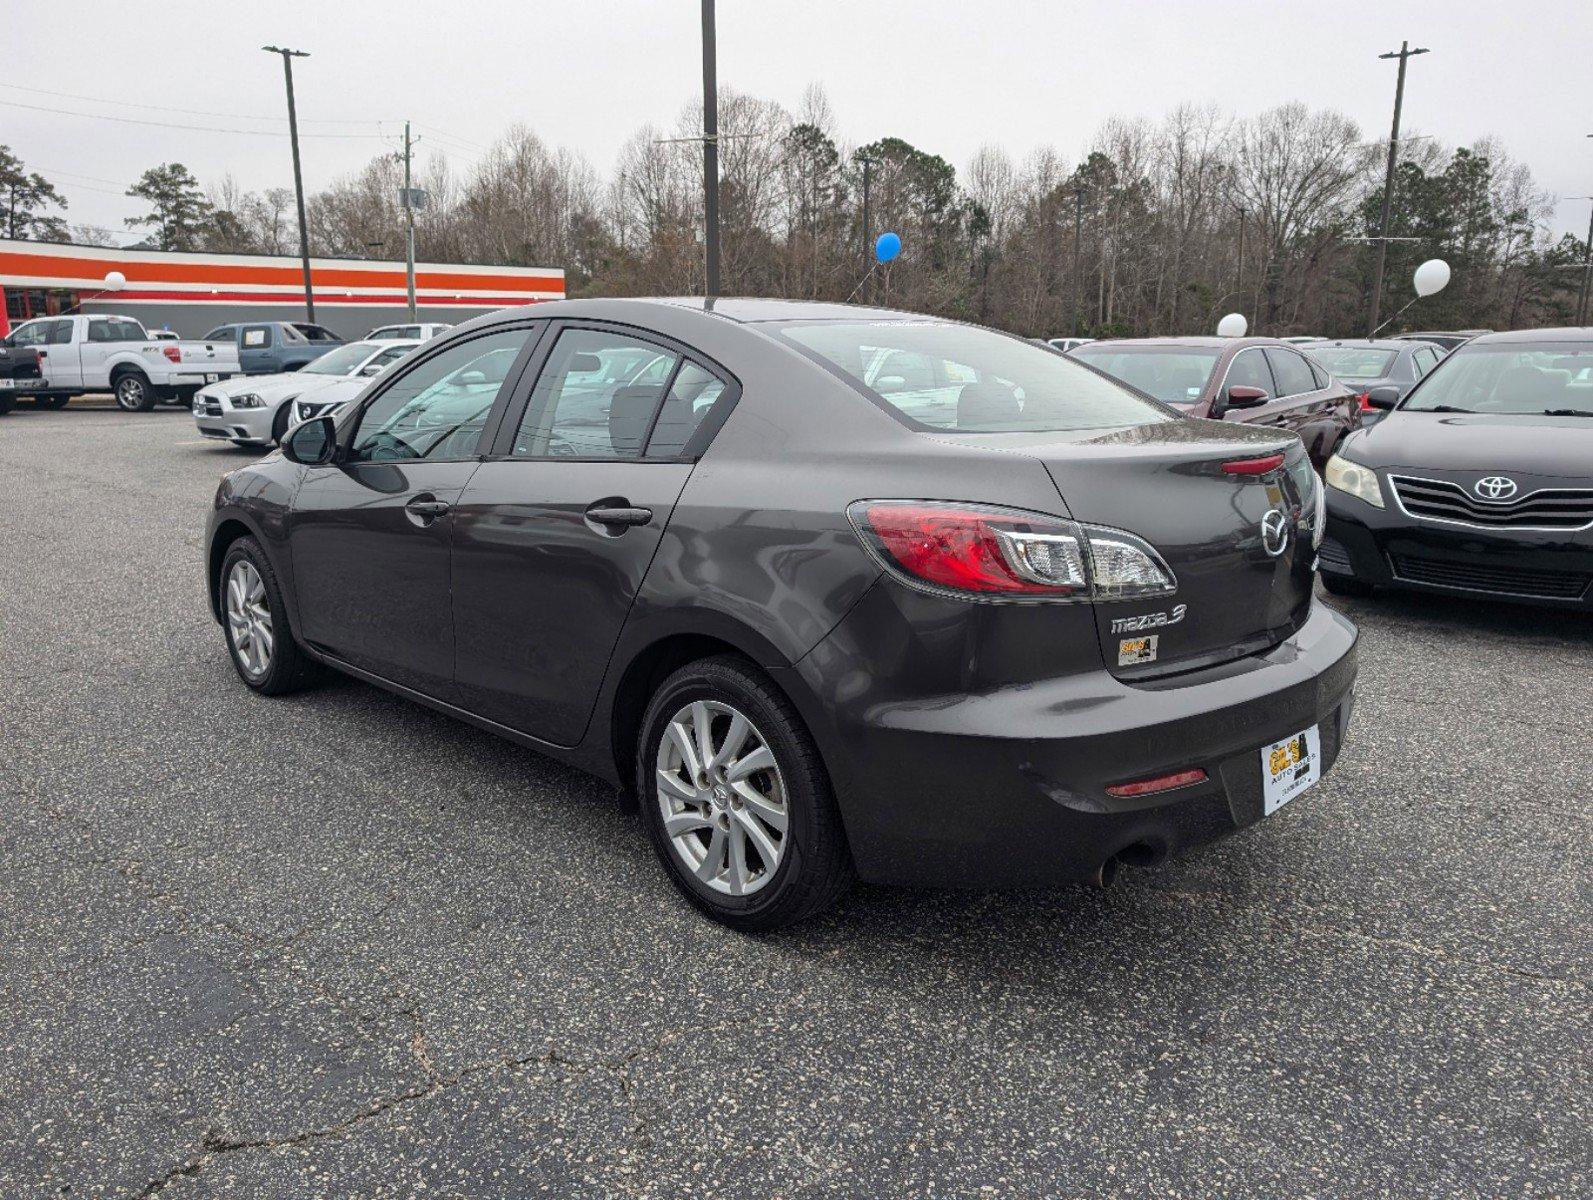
(1422, 405, 1475, 414)
(1540, 408, 1593, 418)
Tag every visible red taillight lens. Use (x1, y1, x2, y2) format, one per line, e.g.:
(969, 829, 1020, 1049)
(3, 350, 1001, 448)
(162, 345, 183, 364)
(1357, 392, 1372, 411)
(850, 501, 1087, 596)
(1220, 453, 1286, 476)
(1105, 768, 1208, 798)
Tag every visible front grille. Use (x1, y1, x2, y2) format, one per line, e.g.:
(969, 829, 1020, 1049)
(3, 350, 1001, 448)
(1388, 554, 1591, 599)
(1389, 475, 1593, 530)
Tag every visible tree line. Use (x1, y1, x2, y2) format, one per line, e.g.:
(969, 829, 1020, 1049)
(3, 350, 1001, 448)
(5, 85, 1587, 337)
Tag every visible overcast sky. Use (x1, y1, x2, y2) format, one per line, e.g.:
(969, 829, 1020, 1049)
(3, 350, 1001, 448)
(6, 0, 1590, 248)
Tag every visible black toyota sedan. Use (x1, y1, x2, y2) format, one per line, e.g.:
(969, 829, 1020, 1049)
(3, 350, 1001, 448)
(1322, 328, 1593, 609)
(206, 298, 1357, 930)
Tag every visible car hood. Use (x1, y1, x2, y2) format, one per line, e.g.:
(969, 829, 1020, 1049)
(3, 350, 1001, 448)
(204, 371, 344, 402)
(295, 376, 372, 406)
(1345, 411, 1593, 478)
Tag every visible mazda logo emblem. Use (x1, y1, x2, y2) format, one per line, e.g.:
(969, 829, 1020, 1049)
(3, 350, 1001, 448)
(1473, 476, 1518, 502)
(1261, 509, 1290, 557)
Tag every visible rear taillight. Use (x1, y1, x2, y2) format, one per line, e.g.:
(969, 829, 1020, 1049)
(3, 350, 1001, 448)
(848, 501, 1175, 601)
(1221, 453, 1286, 476)
(162, 345, 183, 364)
(1357, 392, 1372, 411)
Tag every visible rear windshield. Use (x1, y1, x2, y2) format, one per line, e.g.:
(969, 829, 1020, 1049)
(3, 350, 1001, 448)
(1403, 342, 1593, 415)
(775, 321, 1171, 433)
(1068, 345, 1220, 406)
(1308, 347, 1397, 380)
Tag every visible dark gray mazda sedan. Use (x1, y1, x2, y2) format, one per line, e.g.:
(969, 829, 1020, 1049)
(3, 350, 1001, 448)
(206, 298, 1358, 930)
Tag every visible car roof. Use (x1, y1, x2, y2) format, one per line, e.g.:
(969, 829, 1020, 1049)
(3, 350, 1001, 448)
(469, 297, 935, 330)
(1463, 327, 1593, 346)
(1077, 336, 1285, 350)
(1312, 338, 1422, 351)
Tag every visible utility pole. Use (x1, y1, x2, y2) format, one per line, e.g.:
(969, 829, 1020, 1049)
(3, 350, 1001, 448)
(700, 0, 721, 299)
(1576, 198, 1593, 327)
(1368, 40, 1428, 337)
(1071, 182, 1085, 336)
(1234, 203, 1246, 321)
(264, 45, 315, 323)
(401, 121, 418, 321)
(858, 154, 875, 303)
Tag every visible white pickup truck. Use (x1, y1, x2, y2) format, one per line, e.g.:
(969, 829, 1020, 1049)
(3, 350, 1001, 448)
(4, 313, 242, 411)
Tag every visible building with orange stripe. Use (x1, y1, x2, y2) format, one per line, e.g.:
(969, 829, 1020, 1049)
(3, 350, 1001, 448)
(0, 238, 564, 340)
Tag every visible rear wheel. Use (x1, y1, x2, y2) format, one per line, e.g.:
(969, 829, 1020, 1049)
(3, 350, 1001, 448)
(220, 537, 318, 694)
(0, 393, 14, 415)
(637, 655, 853, 932)
(113, 371, 156, 412)
(34, 394, 71, 409)
(1321, 573, 1374, 598)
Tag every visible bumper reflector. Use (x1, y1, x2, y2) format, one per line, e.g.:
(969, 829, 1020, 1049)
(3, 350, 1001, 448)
(1105, 768, 1208, 798)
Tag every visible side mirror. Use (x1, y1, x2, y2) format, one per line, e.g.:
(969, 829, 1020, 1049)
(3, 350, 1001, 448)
(874, 374, 908, 394)
(282, 415, 337, 465)
(1224, 385, 1270, 410)
(359, 363, 384, 376)
(453, 369, 488, 388)
(1365, 386, 1401, 410)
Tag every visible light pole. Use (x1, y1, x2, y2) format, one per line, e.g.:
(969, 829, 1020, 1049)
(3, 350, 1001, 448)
(700, 0, 721, 299)
(1368, 41, 1428, 337)
(858, 153, 876, 303)
(263, 45, 315, 323)
(1578, 134, 1593, 326)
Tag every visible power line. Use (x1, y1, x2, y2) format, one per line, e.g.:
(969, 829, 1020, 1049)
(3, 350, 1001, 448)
(0, 81, 394, 126)
(0, 97, 388, 138)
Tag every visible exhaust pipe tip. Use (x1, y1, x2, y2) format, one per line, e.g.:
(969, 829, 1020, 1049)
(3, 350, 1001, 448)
(1089, 856, 1121, 889)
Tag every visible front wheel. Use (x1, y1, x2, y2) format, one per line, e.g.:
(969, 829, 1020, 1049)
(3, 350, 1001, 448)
(113, 372, 156, 412)
(637, 655, 853, 932)
(34, 394, 71, 410)
(220, 537, 318, 694)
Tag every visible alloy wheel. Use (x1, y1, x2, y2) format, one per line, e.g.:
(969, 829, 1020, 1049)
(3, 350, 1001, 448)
(656, 699, 789, 896)
(116, 377, 145, 409)
(225, 559, 274, 678)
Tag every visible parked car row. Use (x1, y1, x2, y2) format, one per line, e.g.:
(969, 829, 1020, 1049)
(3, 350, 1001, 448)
(0, 317, 453, 413)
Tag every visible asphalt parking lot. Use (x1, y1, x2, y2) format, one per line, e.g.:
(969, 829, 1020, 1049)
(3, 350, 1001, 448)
(1, 403, 1587, 1199)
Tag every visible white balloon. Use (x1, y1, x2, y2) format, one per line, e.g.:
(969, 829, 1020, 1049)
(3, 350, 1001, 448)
(103, 270, 126, 290)
(1413, 259, 1451, 298)
(1216, 312, 1248, 338)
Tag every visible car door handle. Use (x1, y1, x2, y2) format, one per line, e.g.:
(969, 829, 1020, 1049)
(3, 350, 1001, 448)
(405, 496, 451, 519)
(585, 503, 653, 528)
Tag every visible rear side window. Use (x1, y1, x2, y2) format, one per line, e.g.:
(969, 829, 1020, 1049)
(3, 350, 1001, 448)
(87, 320, 114, 343)
(512, 329, 680, 459)
(1225, 349, 1276, 397)
(648, 362, 730, 457)
(242, 326, 271, 347)
(1264, 348, 1317, 397)
(776, 321, 1170, 432)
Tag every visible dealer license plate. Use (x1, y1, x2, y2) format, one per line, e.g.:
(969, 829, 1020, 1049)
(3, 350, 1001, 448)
(205, 373, 219, 383)
(1261, 724, 1320, 815)
(0, 378, 12, 389)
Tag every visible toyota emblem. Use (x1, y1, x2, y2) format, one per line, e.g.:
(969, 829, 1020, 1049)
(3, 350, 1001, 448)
(1261, 509, 1290, 557)
(1473, 476, 1518, 502)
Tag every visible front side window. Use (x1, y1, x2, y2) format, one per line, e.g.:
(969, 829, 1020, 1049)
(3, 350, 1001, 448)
(203, 326, 235, 342)
(1412, 347, 1439, 377)
(1225, 349, 1276, 397)
(1265, 348, 1318, 397)
(350, 327, 534, 462)
(512, 329, 680, 459)
(1070, 346, 1220, 406)
(780, 322, 1171, 432)
(1309, 347, 1397, 381)
(1402, 342, 1593, 416)
(46, 319, 73, 345)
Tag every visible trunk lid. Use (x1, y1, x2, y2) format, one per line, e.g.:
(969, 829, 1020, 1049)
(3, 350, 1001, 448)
(939, 419, 1318, 677)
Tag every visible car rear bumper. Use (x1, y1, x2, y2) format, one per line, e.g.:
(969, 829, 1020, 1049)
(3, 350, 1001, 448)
(783, 597, 1358, 888)
(1323, 491, 1593, 610)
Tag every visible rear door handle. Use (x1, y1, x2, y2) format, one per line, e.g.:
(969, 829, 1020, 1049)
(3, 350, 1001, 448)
(585, 503, 653, 528)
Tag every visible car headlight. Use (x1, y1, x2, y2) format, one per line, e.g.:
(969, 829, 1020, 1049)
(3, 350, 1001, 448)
(1324, 453, 1384, 509)
(231, 392, 265, 409)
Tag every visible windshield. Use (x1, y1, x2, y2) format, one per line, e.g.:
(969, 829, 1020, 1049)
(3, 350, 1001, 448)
(301, 342, 379, 376)
(1068, 346, 1220, 406)
(1403, 342, 1593, 415)
(776, 322, 1171, 432)
(1308, 347, 1397, 381)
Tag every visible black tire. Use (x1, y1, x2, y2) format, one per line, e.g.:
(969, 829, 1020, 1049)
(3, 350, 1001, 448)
(33, 394, 71, 410)
(113, 370, 156, 412)
(270, 403, 293, 445)
(636, 654, 853, 932)
(1321, 573, 1374, 598)
(219, 536, 318, 695)
(0, 393, 14, 415)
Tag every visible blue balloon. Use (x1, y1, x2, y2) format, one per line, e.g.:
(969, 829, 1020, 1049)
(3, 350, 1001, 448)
(875, 232, 902, 264)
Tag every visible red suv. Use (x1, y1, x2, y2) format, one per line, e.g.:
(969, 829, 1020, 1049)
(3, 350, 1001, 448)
(1071, 337, 1359, 467)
